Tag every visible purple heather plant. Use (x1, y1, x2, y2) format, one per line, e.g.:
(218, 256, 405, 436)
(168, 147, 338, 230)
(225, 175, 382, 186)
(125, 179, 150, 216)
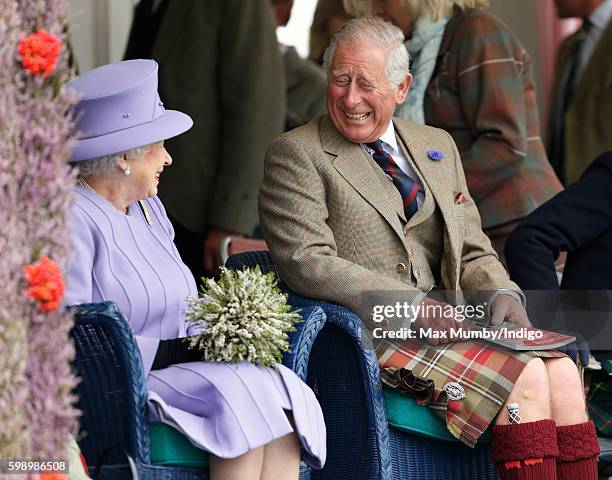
(0, 0, 78, 461)
(0, 0, 32, 459)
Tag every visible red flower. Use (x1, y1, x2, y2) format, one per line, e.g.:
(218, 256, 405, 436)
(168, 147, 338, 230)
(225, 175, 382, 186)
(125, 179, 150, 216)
(18, 29, 62, 77)
(25, 255, 65, 312)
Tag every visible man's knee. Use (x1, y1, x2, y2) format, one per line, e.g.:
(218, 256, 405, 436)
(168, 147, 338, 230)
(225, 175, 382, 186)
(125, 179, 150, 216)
(513, 357, 551, 402)
(545, 356, 583, 395)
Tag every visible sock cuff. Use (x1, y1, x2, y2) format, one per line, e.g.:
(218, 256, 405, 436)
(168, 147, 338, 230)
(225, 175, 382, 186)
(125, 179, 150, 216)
(557, 420, 600, 462)
(491, 419, 559, 462)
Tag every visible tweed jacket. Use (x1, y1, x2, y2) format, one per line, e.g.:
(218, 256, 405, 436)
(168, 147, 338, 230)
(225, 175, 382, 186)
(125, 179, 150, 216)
(131, 0, 285, 235)
(425, 8, 562, 229)
(547, 19, 612, 185)
(258, 116, 519, 331)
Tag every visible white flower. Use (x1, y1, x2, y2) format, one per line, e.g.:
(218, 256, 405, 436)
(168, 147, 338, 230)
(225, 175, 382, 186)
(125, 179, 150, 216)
(185, 267, 301, 368)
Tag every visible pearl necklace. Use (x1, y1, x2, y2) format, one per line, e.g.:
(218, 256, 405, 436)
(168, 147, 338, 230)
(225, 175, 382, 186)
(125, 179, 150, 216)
(76, 175, 153, 226)
(77, 175, 95, 193)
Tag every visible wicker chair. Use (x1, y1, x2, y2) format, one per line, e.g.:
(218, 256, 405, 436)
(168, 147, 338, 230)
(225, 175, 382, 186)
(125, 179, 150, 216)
(225, 251, 499, 480)
(70, 301, 324, 480)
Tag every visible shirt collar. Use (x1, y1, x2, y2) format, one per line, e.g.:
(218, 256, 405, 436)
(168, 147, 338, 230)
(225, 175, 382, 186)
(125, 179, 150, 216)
(379, 121, 399, 154)
(588, 0, 612, 31)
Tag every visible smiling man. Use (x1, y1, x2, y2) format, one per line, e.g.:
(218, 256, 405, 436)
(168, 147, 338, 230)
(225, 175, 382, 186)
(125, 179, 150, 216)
(258, 16, 599, 480)
(260, 16, 525, 333)
(325, 37, 411, 143)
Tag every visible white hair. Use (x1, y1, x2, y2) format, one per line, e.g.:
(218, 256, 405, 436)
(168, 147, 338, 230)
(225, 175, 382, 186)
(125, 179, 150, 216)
(75, 145, 151, 177)
(323, 16, 410, 88)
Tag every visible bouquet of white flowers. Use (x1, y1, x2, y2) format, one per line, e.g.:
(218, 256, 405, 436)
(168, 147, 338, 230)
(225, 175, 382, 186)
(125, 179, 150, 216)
(185, 266, 302, 368)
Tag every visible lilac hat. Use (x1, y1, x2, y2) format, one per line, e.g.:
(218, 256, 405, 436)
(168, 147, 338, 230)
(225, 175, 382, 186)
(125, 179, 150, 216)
(68, 59, 192, 162)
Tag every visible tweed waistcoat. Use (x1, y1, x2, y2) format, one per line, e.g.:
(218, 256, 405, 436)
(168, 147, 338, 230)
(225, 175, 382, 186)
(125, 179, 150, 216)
(396, 136, 443, 291)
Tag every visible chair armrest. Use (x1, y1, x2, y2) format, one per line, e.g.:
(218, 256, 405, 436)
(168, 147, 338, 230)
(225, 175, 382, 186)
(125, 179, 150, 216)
(69, 301, 151, 465)
(286, 295, 392, 480)
(224, 251, 392, 478)
(287, 295, 364, 344)
(283, 306, 326, 383)
(225, 250, 278, 274)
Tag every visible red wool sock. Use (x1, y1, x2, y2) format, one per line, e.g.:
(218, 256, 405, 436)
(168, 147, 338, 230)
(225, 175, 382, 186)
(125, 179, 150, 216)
(556, 420, 599, 480)
(491, 419, 559, 480)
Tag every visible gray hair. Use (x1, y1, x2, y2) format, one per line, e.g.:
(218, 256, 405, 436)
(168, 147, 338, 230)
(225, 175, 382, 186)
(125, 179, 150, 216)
(75, 145, 150, 177)
(323, 16, 410, 89)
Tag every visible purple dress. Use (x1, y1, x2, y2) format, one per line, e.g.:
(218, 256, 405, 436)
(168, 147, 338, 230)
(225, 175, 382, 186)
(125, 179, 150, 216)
(65, 187, 326, 467)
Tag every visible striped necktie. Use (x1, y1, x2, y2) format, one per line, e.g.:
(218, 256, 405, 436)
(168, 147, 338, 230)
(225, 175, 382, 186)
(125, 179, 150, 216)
(366, 140, 419, 220)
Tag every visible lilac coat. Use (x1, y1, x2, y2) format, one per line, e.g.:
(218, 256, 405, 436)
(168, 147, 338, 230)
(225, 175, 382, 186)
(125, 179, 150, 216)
(65, 187, 326, 466)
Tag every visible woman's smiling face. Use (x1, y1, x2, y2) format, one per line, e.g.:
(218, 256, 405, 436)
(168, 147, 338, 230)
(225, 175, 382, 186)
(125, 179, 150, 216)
(126, 141, 172, 200)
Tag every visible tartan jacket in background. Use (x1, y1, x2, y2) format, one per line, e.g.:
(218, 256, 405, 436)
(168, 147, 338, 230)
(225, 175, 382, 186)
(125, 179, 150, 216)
(425, 7, 562, 230)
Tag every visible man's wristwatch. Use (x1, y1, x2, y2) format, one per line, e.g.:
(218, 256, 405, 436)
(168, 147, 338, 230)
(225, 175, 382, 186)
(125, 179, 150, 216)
(487, 288, 526, 319)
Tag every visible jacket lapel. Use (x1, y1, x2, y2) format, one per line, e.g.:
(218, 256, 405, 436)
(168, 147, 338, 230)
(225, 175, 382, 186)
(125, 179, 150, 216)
(393, 120, 461, 282)
(320, 117, 406, 240)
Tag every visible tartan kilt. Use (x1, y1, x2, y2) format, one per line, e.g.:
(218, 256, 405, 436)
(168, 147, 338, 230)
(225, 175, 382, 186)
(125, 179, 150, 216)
(376, 338, 565, 447)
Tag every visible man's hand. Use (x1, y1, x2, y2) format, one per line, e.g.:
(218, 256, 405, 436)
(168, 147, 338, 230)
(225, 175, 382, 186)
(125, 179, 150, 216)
(203, 228, 242, 273)
(412, 297, 470, 346)
(490, 295, 530, 327)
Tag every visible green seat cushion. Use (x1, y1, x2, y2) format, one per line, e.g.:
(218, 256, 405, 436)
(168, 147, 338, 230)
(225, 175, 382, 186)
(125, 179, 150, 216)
(149, 422, 210, 468)
(384, 389, 491, 443)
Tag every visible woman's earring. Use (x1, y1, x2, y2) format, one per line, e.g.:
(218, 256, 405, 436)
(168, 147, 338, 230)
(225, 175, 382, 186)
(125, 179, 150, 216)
(124, 166, 131, 176)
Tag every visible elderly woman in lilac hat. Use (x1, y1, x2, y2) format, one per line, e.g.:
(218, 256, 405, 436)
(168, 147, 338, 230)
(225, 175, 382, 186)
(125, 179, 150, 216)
(64, 59, 326, 480)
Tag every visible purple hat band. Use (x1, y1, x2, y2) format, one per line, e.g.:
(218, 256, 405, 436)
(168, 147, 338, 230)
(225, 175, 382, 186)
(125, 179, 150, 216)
(68, 59, 193, 162)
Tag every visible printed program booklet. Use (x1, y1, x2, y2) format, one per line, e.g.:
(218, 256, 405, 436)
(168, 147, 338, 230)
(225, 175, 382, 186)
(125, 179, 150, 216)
(467, 321, 576, 351)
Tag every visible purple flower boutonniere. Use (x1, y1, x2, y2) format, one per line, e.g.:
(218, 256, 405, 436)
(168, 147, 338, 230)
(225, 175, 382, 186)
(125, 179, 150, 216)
(427, 149, 444, 161)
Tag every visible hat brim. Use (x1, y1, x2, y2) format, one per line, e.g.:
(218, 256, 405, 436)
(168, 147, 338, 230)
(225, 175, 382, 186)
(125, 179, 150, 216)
(70, 109, 193, 162)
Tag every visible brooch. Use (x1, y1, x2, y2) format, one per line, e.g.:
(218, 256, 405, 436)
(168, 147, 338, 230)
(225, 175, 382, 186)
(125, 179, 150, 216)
(443, 381, 465, 401)
(427, 149, 444, 161)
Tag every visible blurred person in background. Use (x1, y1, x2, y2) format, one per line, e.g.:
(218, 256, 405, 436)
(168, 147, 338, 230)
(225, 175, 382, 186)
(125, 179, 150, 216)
(271, 0, 328, 130)
(309, 0, 353, 65)
(124, 0, 285, 281)
(506, 150, 612, 440)
(548, 0, 612, 184)
(346, 0, 562, 262)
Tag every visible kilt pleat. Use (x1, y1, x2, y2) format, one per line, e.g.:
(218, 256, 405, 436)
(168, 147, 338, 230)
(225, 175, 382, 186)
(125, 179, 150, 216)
(377, 339, 564, 447)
